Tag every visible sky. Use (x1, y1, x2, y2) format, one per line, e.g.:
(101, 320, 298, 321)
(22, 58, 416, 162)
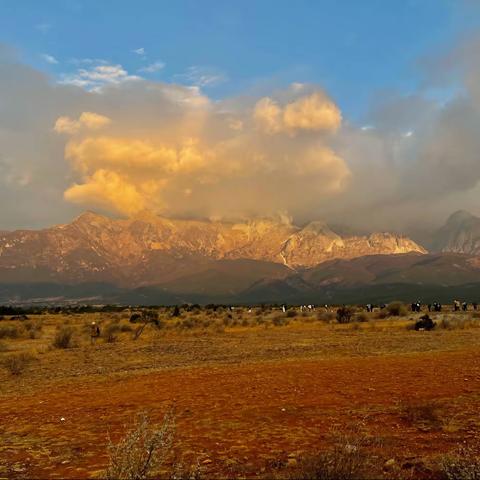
(1, 0, 480, 236)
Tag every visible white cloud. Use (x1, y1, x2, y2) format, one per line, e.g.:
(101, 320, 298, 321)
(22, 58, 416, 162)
(41, 53, 58, 65)
(69, 58, 109, 66)
(138, 61, 165, 73)
(175, 66, 227, 87)
(59, 62, 141, 92)
(133, 47, 146, 56)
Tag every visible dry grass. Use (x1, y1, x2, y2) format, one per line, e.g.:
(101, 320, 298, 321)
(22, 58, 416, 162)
(1, 307, 480, 478)
(3, 350, 36, 375)
(439, 444, 480, 480)
(286, 430, 374, 480)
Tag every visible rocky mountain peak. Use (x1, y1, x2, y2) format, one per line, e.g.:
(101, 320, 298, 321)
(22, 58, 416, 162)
(0, 211, 427, 286)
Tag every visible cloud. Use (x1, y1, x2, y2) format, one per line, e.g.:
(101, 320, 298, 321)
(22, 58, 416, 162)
(254, 91, 341, 135)
(132, 47, 146, 56)
(54, 112, 111, 134)
(41, 53, 58, 65)
(59, 63, 141, 91)
(138, 61, 165, 73)
(5, 36, 480, 235)
(175, 66, 227, 87)
(51, 81, 349, 219)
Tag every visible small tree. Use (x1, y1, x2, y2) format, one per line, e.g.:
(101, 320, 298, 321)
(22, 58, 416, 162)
(133, 310, 163, 340)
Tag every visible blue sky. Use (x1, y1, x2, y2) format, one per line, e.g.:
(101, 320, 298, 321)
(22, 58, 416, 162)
(1, 0, 480, 120)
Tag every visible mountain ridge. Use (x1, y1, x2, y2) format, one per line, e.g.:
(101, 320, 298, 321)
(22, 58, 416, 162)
(0, 211, 426, 288)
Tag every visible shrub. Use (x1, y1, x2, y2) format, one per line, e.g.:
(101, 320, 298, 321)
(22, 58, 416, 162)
(3, 351, 36, 375)
(180, 318, 195, 329)
(386, 301, 407, 317)
(0, 324, 21, 339)
(24, 320, 43, 339)
(53, 326, 75, 349)
(440, 445, 480, 480)
(120, 322, 133, 333)
(104, 323, 121, 343)
(400, 401, 444, 430)
(336, 307, 355, 324)
(130, 313, 142, 323)
(272, 315, 289, 326)
(105, 410, 175, 480)
(317, 311, 335, 322)
(287, 432, 371, 480)
(355, 312, 369, 323)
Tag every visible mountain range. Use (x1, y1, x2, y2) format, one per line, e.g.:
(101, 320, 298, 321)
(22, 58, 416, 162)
(0, 210, 479, 305)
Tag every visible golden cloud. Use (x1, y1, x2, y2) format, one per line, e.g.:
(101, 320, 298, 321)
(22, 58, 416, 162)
(57, 86, 350, 218)
(54, 112, 111, 134)
(254, 91, 341, 135)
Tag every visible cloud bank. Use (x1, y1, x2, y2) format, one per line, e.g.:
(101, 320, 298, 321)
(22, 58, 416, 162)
(2, 38, 480, 235)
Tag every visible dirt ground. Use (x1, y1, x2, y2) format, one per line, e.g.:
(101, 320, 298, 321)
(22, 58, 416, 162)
(1, 308, 480, 479)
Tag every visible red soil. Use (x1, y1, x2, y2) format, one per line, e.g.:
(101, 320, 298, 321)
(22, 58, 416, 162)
(2, 349, 480, 478)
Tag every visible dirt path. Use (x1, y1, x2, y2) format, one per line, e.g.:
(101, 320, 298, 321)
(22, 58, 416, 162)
(1, 349, 480, 478)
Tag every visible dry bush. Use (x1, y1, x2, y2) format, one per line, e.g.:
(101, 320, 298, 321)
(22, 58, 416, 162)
(105, 409, 175, 480)
(438, 316, 479, 330)
(52, 326, 75, 349)
(375, 309, 388, 319)
(120, 322, 134, 332)
(0, 324, 21, 339)
(336, 307, 355, 324)
(317, 311, 335, 322)
(439, 444, 480, 480)
(286, 310, 297, 318)
(3, 351, 36, 375)
(24, 319, 43, 339)
(287, 431, 372, 480)
(104, 323, 121, 343)
(400, 401, 445, 430)
(355, 312, 369, 323)
(272, 314, 289, 327)
(386, 301, 407, 317)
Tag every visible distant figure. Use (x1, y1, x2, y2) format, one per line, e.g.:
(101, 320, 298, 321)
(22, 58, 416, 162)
(433, 302, 442, 312)
(414, 314, 436, 331)
(462, 302, 468, 312)
(366, 304, 372, 313)
(454, 300, 460, 312)
(473, 302, 478, 311)
(90, 321, 100, 345)
(282, 305, 286, 313)
(427, 304, 432, 312)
